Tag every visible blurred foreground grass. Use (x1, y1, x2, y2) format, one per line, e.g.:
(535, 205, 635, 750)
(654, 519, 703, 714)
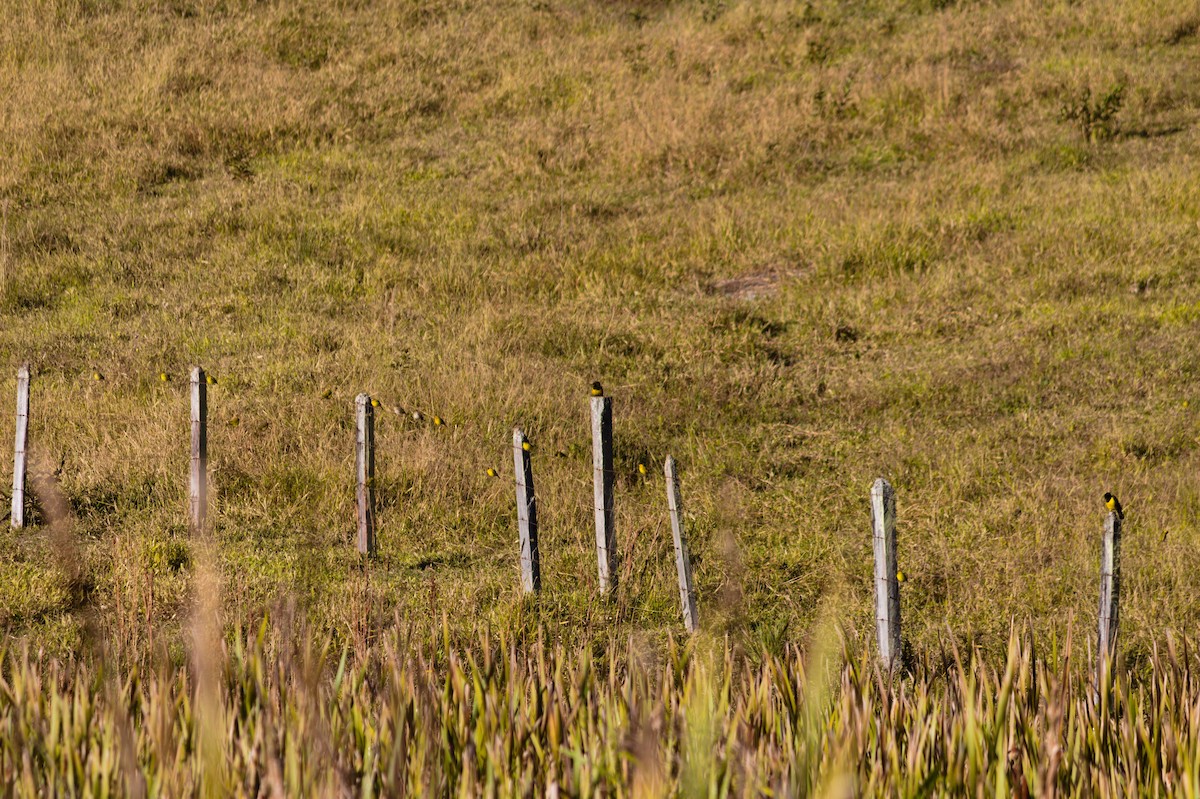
(0, 614, 1196, 796)
(0, 0, 1198, 695)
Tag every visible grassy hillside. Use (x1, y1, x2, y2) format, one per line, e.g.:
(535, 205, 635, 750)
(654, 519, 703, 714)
(1, 0, 1200, 665)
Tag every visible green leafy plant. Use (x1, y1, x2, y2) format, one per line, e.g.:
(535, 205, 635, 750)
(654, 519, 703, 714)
(1060, 84, 1125, 142)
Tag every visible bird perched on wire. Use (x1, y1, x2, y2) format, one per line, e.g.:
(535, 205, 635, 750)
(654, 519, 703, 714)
(1104, 492, 1124, 519)
(590, 381, 603, 397)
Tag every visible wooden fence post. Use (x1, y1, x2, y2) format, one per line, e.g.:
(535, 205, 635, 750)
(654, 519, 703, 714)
(871, 478, 900, 669)
(189, 367, 207, 535)
(513, 428, 540, 594)
(11, 365, 29, 529)
(591, 395, 616, 594)
(355, 394, 376, 556)
(1097, 510, 1121, 665)
(664, 456, 698, 633)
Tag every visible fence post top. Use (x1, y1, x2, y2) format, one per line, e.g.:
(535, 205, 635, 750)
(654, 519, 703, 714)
(872, 477, 894, 498)
(355, 393, 371, 406)
(664, 455, 676, 474)
(513, 427, 526, 444)
(191, 366, 204, 381)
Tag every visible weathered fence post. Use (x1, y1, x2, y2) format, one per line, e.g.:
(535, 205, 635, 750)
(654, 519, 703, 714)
(513, 428, 540, 594)
(591, 394, 616, 594)
(189, 367, 207, 535)
(1097, 510, 1122, 666)
(355, 394, 376, 556)
(664, 456, 698, 633)
(871, 478, 900, 669)
(11, 365, 29, 529)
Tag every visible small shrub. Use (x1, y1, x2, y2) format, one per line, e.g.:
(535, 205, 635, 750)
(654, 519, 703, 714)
(804, 31, 832, 64)
(1059, 84, 1125, 143)
(700, 0, 725, 23)
(813, 72, 857, 119)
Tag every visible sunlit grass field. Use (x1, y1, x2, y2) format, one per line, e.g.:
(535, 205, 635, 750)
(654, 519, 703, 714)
(0, 0, 1199, 791)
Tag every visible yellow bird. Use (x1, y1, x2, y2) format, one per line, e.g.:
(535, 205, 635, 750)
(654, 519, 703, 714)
(92, 371, 103, 381)
(637, 463, 647, 476)
(206, 374, 217, 386)
(522, 440, 531, 452)
(486, 467, 498, 478)
(432, 415, 444, 426)
(370, 398, 381, 408)
(896, 570, 906, 583)
(590, 381, 604, 397)
(159, 372, 169, 382)
(1103, 492, 1124, 520)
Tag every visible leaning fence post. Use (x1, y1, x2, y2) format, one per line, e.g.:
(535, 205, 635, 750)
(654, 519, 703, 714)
(664, 456, 699, 633)
(11, 365, 29, 529)
(355, 394, 376, 556)
(1097, 510, 1121, 666)
(189, 367, 208, 535)
(513, 428, 540, 594)
(591, 393, 616, 594)
(871, 478, 900, 669)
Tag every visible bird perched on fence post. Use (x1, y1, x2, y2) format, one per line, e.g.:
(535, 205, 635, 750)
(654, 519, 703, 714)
(1104, 492, 1124, 519)
(590, 381, 603, 397)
